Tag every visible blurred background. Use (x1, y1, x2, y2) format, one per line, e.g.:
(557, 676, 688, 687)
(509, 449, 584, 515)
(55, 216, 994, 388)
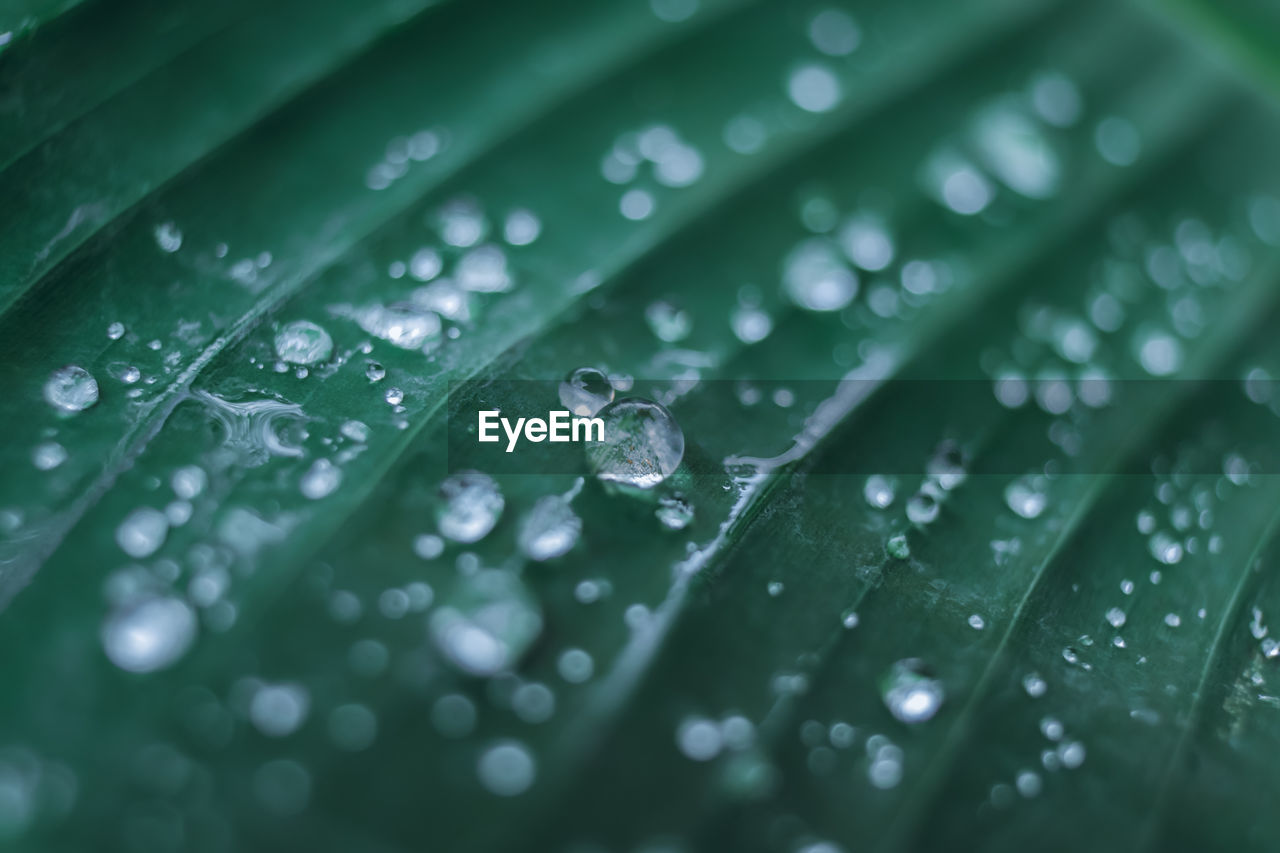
(3, 0, 1280, 851)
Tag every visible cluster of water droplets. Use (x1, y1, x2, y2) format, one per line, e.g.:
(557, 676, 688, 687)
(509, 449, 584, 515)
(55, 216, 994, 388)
(601, 124, 705, 221)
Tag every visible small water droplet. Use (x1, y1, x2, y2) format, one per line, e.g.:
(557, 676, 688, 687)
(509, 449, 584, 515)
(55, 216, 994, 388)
(558, 367, 615, 416)
(1004, 475, 1048, 519)
(517, 496, 581, 561)
(906, 492, 939, 525)
(477, 741, 536, 796)
(299, 459, 342, 500)
(645, 300, 692, 343)
(656, 495, 694, 530)
(677, 716, 723, 761)
(864, 475, 896, 509)
(116, 507, 169, 558)
(881, 659, 944, 724)
(107, 321, 126, 340)
(886, 533, 910, 560)
(384, 387, 404, 405)
(783, 239, 857, 312)
(32, 441, 67, 470)
(1022, 672, 1047, 698)
(154, 222, 183, 253)
(250, 683, 311, 737)
(787, 63, 842, 113)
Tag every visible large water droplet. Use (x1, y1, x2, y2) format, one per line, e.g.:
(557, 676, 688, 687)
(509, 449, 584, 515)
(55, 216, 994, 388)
(43, 365, 99, 413)
(429, 570, 542, 676)
(299, 459, 342, 500)
(586, 398, 685, 489)
(881, 659, 945, 724)
(102, 597, 196, 673)
(558, 367, 614, 417)
(437, 471, 504, 543)
(274, 320, 333, 365)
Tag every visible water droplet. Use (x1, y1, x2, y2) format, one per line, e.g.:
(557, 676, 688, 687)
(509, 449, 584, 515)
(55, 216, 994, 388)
(431, 694, 477, 738)
(1029, 71, 1082, 127)
(102, 597, 196, 673)
(107, 321, 126, 340)
(926, 151, 994, 215)
(171, 465, 207, 500)
(384, 387, 404, 405)
(250, 683, 311, 737)
(154, 222, 183, 253)
(558, 367, 614, 416)
(477, 741, 536, 796)
(274, 320, 333, 365)
(1105, 607, 1127, 629)
(645, 300, 692, 343)
(504, 209, 541, 246)
(839, 217, 895, 272)
(1004, 475, 1048, 519)
(457, 245, 512, 293)
(328, 703, 377, 752)
(1095, 117, 1140, 166)
(730, 305, 773, 344)
(808, 9, 860, 56)
(557, 648, 594, 683)
(886, 533, 910, 560)
(1135, 330, 1182, 376)
(787, 64, 842, 113)
(1148, 531, 1184, 565)
(586, 398, 685, 489)
(906, 491, 939, 525)
(253, 759, 311, 816)
(656, 495, 694, 530)
(767, 581, 784, 597)
(620, 188, 655, 220)
(355, 304, 440, 349)
(841, 609, 860, 629)
(299, 459, 342, 500)
(429, 570, 540, 676)
(517, 496, 581, 561)
(43, 365, 99, 413)
(366, 362, 387, 382)
(677, 716, 723, 761)
(971, 101, 1060, 199)
(1016, 770, 1042, 798)
(783, 239, 857, 312)
(32, 441, 67, 471)
(437, 471, 504, 543)
(116, 507, 169, 558)
(1022, 672, 1047, 698)
(882, 659, 944, 724)
(968, 614, 986, 630)
(863, 475, 896, 509)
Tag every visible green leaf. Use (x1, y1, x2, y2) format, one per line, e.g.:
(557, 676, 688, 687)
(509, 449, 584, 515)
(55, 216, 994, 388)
(3, 0, 1280, 851)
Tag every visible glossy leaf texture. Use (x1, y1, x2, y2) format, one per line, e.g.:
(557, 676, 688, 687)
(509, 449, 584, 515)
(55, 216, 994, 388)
(2, 0, 1280, 851)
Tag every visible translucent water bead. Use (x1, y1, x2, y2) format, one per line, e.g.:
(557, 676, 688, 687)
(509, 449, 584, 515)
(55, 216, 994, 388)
(586, 398, 684, 489)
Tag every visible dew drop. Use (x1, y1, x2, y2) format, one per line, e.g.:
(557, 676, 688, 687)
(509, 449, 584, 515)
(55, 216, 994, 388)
(477, 741, 536, 796)
(250, 683, 311, 737)
(886, 534, 910, 560)
(299, 459, 342, 500)
(429, 570, 541, 677)
(274, 320, 333, 365)
(656, 495, 695, 530)
(107, 321, 126, 340)
(1004, 475, 1048, 519)
(558, 367, 615, 416)
(645, 300, 692, 343)
(517, 496, 581, 561)
(32, 441, 67, 471)
(677, 717, 723, 761)
(787, 64, 842, 113)
(154, 222, 183, 253)
(437, 471, 504, 543)
(783, 239, 858, 312)
(1022, 672, 1047, 698)
(906, 491, 939, 525)
(43, 365, 99, 413)
(102, 597, 196, 673)
(882, 659, 944, 724)
(864, 475, 896, 509)
(586, 398, 685, 489)
(115, 507, 169, 558)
